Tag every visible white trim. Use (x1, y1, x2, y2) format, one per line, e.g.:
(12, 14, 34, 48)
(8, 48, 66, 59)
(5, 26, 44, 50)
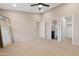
(58, 15, 73, 43)
(72, 42, 79, 46)
(57, 18, 62, 42)
(72, 14, 74, 45)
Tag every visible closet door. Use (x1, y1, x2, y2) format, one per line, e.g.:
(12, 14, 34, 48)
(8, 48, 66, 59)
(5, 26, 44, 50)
(39, 21, 46, 38)
(46, 20, 52, 39)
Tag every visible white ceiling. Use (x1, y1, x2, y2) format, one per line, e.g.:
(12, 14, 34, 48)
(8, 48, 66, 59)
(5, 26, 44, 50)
(0, 3, 61, 13)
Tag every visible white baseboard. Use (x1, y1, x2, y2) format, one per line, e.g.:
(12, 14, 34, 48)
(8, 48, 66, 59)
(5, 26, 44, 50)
(72, 42, 79, 46)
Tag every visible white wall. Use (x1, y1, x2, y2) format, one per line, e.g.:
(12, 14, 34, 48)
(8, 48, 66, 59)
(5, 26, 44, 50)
(0, 4, 79, 46)
(0, 9, 41, 42)
(42, 3, 79, 45)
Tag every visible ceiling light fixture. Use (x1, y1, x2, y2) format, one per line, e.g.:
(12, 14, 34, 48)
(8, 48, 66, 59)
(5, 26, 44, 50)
(38, 5, 43, 11)
(38, 5, 43, 8)
(13, 4, 16, 7)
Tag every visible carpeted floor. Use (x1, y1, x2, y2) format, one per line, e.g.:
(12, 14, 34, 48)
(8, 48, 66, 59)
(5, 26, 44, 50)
(0, 39, 79, 56)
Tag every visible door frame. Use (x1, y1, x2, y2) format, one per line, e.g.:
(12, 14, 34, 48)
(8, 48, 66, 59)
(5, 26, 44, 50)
(58, 15, 74, 44)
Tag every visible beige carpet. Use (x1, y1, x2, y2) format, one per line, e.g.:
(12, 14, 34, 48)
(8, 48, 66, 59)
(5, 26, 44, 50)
(0, 39, 79, 56)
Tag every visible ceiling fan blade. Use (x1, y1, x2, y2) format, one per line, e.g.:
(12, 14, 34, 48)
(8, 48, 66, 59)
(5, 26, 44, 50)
(30, 3, 50, 7)
(41, 3, 49, 7)
(30, 4, 39, 6)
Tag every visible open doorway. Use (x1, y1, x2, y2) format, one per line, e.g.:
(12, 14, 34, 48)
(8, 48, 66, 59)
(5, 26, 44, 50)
(60, 16, 73, 42)
(51, 20, 58, 40)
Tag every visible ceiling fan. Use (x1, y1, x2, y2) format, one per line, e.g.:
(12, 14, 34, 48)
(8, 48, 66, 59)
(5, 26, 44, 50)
(30, 3, 50, 10)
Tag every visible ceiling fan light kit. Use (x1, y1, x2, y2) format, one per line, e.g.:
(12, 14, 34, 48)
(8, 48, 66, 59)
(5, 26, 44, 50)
(30, 3, 50, 11)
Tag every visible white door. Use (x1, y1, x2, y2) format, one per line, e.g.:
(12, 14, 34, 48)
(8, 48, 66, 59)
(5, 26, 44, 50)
(39, 21, 46, 38)
(36, 22, 40, 38)
(46, 20, 52, 39)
